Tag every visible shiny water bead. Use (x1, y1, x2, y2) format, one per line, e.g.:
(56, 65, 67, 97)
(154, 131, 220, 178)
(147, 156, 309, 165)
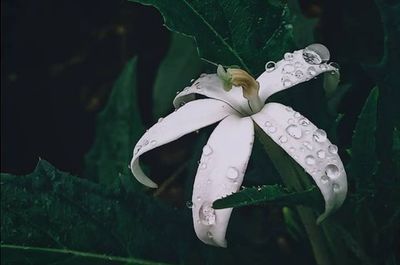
(295, 70, 304, 79)
(226, 167, 239, 180)
(307, 66, 317, 76)
(325, 164, 340, 179)
(317, 150, 326, 159)
(279, 135, 288, 143)
(150, 140, 157, 146)
(313, 129, 327, 143)
(268, 126, 277, 133)
(328, 144, 338, 154)
(282, 78, 293, 88)
(286, 125, 302, 139)
(199, 202, 216, 225)
(298, 117, 310, 126)
(321, 175, 330, 184)
(303, 141, 313, 150)
(305, 155, 316, 165)
(186, 201, 193, 208)
(202, 145, 213, 156)
(282, 64, 295, 74)
(284, 52, 294, 61)
(332, 183, 341, 192)
(200, 162, 207, 170)
(302, 43, 330, 64)
(265, 61, 276, 72)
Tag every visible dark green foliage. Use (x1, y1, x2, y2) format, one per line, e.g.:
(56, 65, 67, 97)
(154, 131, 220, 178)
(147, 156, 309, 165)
(213, 185, 321, 210)
(84, 58, 144, 185)
(128, 0, 296, 75)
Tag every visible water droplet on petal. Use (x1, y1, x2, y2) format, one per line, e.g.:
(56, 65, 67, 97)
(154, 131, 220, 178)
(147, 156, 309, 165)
(295, 70, 304, 79)
(305, 155, 316, 165)
(285, 106, 293, 112)
(302, 44, 330, 64)
(298, 117, 310, 126)
(158, 117, 164, 123)
(289, 147, 296, 153)
(226, 167, 239, 180)
(207, 231, 213, 238)
(294, 112, 301, 118)
(264, 121, 272, 127)
(150, 140, 157, 146)
(265, 61, 276, 72)
(321, 175, 330, 183)
(303, 141, 313, 150)
(200, 73, 207, 77)
(203, 145, 213, 156)
(284, 52, 294, 61)
(279, 135, 288, 143)
(268, 126, 277, 133)
(313, 129, 327, 143)
(197, 196, 202, 201)
(186, 201, 193, 208)
(282, 64, 295, 74)
(325, 164, 340, 179)
(307, 66, 317, 76)
(317, 150, 326, 159)
(143, 139, 149, 146)
(199, 202, 216, 225)
(332, 183, 340, 192)
(328, 144, 338, 154)
(283, 79, 293, 87)
(200, 162, 207, 170)
(286, 125, 303, 139)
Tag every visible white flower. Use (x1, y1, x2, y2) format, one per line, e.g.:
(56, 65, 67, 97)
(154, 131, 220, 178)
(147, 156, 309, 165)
(130, 44, 347, 248)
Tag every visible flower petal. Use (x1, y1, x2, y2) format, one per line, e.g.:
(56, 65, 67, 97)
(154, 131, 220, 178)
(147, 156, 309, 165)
(173, 74, 252, 115)
(130, 99, 237, 188)
(251, 103, 347, 222)
(192, 115, 254, 247)
(257, 48, 339, 102)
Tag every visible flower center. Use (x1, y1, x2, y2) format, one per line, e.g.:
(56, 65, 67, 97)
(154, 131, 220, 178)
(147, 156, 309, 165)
(217, 65, 263, 113)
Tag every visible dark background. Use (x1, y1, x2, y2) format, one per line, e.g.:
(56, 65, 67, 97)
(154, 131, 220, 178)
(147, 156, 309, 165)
(1, 0, 381, 175)
(1, 0, 170, 174)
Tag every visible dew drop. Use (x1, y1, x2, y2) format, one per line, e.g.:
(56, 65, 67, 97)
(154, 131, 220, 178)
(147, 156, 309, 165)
(302, 44, 330, 64)
(294, 112, 301, 118)
(287, 118, 295, 124)
(295, 70, 304, 79)
(284, 52, 294, 61)
(282, 78, 293, 87)
(313, 129, 327, 143)
(305, 155, 316, 165)
(200, 73, 207, 77)
(279, 135, 288, 143)
(285, 106, 293, 112)
(207, 231, 213, 238)
(321, 175, 330, 183)
(197, 196, 202, 201)
(303, 141, 313, 150)
(226, 167, 239, 180)
(298, 117, 310, 126)
(150, 140, 157, 146)
(286, 125, 302, 139)
(268, 126, 277, 133)
(328, 144, 338, 154)
(200, 162, 207, 170)
(307, 66, 317, 76)
(325, 164, 340, 179)
(186, 201, 193, 208)
(317, 150, 326, 159)
(289, 147, 296, 153)
(265, 61, 276, 72)
(158, 117, 164, 123)
(199, 202, 216, 225)
(282, 64, 295, 74)
(143, 139, 149, 146)
(332, 183, 340, 192)
(264, 121, 272, 127)
(203, 145, 213, 156)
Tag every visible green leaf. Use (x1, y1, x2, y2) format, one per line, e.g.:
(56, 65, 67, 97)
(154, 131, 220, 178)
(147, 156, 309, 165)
(153, 33, 203, 118)
(1, 160, 191, 264)
(1, 244, 174, 265)
(349, 87, 379, 189)
(213, 184, 321, 210)
(84, 57, 144, 185)
(129, 0, 296, 75)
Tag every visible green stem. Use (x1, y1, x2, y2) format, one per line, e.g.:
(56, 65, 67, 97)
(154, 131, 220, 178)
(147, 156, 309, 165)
(255, 125, 334, 265)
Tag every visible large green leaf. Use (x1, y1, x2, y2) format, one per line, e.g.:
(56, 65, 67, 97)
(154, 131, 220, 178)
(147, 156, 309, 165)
(1, 244, 174, 265)
(84, 57, 144, 185)
(1, 160, 190, 264)
(349, 87, 379, 189)
(213, 185, 321, 210)
(153, 33, 203, 118)
(129, 0, 296, 75)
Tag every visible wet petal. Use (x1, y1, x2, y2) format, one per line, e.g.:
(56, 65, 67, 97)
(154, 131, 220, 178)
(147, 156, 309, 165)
(251, 103, 347, 222)
(192, 115, 254, 247)
(173, 74, 253, 115)
(130, 99, 237, 188)
(257, 45, 339, 102)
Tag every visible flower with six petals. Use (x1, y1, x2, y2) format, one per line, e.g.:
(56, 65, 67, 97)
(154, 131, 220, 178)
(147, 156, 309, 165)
(130, 44, 347, 248)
